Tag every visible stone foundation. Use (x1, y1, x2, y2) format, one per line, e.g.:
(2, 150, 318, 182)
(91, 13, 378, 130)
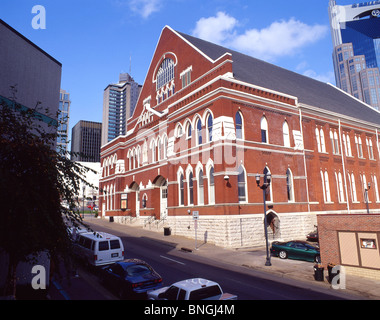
(113, 212, 318, 249)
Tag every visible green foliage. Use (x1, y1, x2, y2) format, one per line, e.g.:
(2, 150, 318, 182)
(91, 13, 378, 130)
(0, 98, 97, 296)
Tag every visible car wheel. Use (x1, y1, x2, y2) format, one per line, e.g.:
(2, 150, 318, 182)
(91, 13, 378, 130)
(314, 255, 321, 263)
(279, 250, 288, 259)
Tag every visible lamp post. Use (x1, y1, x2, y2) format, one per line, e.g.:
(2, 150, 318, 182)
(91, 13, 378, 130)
(256, 172, 272, 266)
(365, 182, 371, 214)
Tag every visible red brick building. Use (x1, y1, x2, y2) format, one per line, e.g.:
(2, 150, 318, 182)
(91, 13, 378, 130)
(317, 214, 380, 279)
(99, 26, 380, 248)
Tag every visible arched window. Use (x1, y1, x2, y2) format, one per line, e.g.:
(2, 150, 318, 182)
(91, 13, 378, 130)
(320, 129, 326, 153)
(196, 118, 202, 145)
(150, 140, 156, 163)
(188, 171, 194, 205)
(351, 173, 358, 202)
(321, 171, 331, 203)
(342, 134, 347, 156)
(335, 172, 345, 202)
(235, 111, 243, 139)
(208, 167, 215, 204)
(286, 168, 294, 202)
(346, 134, 352, 156)
(175, 123, 183, 138)
(283, 121, 290, 147)
(261, 117, 268, 143)
(361, 174, 369, 202)
(198, 169, 204, 205)
(238, 165, 247, 203)
(334, 132, 339, 154)
(315, 128, 321, 152)
(373, 175, 380, 202)
(186, 121, 192, 139)
(367, 138, 374, 159)
(356, 136, 363, 158)
(206, 113, 213, 143)
(162, 135, 168, 159)
(156, 58, 175, 90)
(157, 137, 161, 161)
(179, 172, 184, 206)
(330, 130, 335, 154)
(142, 141, 148, 164)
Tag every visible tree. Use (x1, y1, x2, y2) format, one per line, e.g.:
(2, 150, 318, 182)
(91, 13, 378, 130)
(0, 97, 96, 298)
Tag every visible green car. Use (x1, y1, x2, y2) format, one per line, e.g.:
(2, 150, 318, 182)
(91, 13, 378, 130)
(270, 240, 320, 263)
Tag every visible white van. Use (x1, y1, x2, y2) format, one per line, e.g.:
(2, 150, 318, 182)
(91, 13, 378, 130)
(73, 231, 124, 267)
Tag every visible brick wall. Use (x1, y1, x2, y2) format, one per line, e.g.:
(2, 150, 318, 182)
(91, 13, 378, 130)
(317, 214, 380, 273)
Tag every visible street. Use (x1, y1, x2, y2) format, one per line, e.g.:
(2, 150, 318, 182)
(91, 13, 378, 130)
(48, 218, 356, 301)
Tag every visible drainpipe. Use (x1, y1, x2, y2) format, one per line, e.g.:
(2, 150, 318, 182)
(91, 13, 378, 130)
(298, 107, 310, 213)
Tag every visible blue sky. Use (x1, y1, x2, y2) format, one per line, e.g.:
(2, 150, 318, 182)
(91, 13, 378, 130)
(0, 0, 356, 140)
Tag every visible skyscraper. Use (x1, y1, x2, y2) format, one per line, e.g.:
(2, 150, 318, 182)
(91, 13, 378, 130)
(101, 73, 142, 146)
(71, 120, 102, 162)
(57, 89, 71, 154)
(329, 0, 380, 110)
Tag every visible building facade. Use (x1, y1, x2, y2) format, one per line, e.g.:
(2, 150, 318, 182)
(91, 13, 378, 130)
(57, 89, 71, 154)
(99, 26, 380, 249)
(0, 19, 61, 130)
(318, 214, 380, 280)
(101, 73, 142, 146)
(329, 0, 380, 110)
(71, 120, 102, 162)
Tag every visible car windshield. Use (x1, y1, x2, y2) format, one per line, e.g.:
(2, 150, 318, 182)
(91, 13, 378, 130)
(126, 264, 152, 276)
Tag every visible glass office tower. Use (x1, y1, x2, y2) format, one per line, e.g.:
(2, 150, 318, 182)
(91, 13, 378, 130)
(329, 0, 380, 110)
(101, 73, 142, 146)
(57, 89, 71, 154)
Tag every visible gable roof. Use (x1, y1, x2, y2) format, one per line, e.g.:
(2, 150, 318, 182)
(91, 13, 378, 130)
(177, 31, 380, 126)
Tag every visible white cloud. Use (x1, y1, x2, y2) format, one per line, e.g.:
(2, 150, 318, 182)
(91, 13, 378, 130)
(129, 0, 162, 19)
(192, 12, 238, 45)
(192, 12, 329, 62)
(302, 69, 336, 84)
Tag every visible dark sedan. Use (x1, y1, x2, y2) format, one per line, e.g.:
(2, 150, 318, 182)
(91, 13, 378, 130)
(270, 240, 320, 263)
(100, 259, 163, 299)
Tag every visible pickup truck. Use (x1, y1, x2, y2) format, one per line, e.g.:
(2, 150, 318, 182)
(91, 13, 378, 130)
(147, 278, 237, 300)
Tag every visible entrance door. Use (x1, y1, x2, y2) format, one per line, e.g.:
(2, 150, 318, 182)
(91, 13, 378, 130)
(136, 191, 140, 218)
(160, 181, 168, 220)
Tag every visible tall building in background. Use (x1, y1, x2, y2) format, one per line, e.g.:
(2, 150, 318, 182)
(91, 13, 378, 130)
(329, 0, 380, 110)
(101, 73, 142, 146)
(57, 89, 71, 153)
(71, 120, 102, 162)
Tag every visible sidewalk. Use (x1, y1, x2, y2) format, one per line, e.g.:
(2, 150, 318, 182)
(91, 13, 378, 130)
(85, 217, 380, 300)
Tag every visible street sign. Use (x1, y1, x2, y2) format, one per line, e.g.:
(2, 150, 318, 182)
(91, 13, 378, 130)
(193, 211, 199, 220)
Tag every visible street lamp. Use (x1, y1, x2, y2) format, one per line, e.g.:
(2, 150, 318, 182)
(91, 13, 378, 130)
(256, 172, 272, 266)
(365, 182, 371, 214)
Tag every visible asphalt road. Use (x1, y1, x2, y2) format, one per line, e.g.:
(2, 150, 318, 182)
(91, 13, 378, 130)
(62, 221, 347, 300)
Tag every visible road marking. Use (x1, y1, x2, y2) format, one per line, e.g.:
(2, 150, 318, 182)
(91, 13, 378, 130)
(52, 278, 71, 300)
(160, 255, 186, 265)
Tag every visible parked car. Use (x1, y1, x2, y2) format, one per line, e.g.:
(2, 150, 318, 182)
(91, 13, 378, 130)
(270, 240, 321, 263)
(100, 259, 163, 299)
(147, 278, 237, 300)
(72, 231, 124, 267)
(306, 226, 318, 242)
